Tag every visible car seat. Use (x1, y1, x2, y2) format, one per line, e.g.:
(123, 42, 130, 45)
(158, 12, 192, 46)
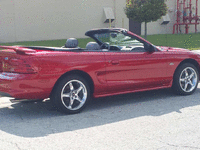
(64, 38, 79, 48)
(86, 42, 100, 50)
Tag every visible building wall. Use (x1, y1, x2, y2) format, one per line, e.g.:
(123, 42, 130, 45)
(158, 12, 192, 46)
(0, 0, 199, 43)
(141, 0, 200, 35)
(0, 0, 128, 43)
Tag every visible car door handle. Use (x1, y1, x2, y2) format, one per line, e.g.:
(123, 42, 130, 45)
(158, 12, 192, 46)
(111, 61, 119, 65)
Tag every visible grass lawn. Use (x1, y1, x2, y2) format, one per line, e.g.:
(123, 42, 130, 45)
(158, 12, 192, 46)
(0, 38, 94, 48)
(1, 33, 200, 50)
(146, 33, 200, 50)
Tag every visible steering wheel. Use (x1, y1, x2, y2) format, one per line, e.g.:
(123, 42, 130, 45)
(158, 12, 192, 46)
(100, 42, 110, 50)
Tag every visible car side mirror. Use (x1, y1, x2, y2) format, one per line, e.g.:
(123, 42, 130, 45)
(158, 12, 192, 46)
(144, 43, 155, 52)
(148, 45, 155, 52)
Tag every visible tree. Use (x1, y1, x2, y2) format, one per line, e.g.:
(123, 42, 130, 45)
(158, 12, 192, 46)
(125, 0, 167, 39)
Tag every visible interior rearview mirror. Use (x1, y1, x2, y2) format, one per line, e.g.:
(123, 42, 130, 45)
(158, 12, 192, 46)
(110, 33, 117, 38)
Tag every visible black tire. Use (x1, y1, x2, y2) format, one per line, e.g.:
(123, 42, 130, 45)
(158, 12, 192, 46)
(51, 75, 91, 114)
(172, 63, 199, 95)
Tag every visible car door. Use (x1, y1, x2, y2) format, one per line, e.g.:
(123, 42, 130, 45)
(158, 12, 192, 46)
(104, 50, 168, 94)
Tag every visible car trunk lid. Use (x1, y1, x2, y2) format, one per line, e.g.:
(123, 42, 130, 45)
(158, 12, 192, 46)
(0, 46, 38, 74)
(0, 46, 36, 55)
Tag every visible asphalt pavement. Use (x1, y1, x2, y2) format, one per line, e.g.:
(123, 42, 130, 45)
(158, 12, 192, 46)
(1, 85, 200, 150)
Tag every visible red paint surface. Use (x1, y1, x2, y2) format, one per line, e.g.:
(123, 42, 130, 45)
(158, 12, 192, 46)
(0, 30, 200, 100)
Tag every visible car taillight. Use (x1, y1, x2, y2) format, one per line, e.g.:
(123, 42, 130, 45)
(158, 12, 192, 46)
(0, 61, 2, 72)
(2, 58, 37, 74)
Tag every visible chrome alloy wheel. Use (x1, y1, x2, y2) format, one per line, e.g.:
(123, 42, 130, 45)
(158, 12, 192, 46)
(61, 80, 87, 111)
(179, 67, 198, 93)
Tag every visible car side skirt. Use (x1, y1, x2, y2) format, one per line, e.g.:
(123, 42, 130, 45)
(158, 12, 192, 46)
(93, 85, 172, 98)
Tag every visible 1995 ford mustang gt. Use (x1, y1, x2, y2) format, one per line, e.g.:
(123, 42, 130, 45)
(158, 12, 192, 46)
(0, 28, 200, 114)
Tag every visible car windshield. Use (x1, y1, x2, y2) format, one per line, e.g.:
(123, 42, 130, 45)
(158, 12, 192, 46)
(94, 32, 144, 47)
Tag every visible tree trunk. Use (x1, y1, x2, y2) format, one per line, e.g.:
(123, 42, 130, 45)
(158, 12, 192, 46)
(144, 21, 147, 40)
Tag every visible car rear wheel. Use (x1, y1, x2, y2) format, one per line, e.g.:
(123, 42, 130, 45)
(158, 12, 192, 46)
(172, 63, 199, 95)
(51, 75, 91, 114)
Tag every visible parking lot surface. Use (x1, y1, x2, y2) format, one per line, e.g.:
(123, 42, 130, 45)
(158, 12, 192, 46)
(1, 85, 200, 150)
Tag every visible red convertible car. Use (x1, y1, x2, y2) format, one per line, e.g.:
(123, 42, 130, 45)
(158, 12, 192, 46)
(0, 28, 200, 114)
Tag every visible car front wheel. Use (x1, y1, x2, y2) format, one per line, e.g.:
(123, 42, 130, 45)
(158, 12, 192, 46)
(172, 63, 199, 95)
(51, 75, 91, 114)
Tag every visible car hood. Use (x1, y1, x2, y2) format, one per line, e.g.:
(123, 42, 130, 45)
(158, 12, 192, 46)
(157, 46, 190, 52)
(157, 46, 200, 57)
